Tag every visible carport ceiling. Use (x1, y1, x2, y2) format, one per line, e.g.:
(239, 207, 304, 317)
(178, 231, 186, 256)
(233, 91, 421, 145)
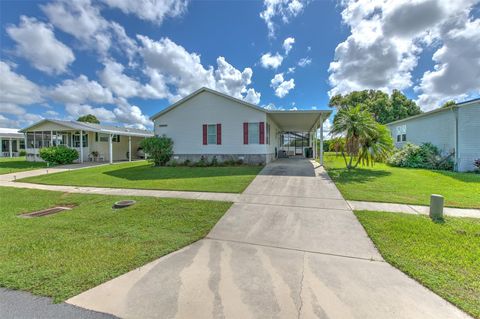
(268, 110, 332, 132)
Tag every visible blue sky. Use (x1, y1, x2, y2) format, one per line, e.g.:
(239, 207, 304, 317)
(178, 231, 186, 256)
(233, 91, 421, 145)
(1, 0, 479, 130)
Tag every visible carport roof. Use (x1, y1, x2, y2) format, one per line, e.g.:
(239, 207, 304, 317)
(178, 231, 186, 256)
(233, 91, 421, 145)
(20, 119, 153, 137)
(268, 110, 332, 132)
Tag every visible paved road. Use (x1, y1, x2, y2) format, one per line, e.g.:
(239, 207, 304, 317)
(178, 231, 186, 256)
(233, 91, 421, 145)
(0, 288, 116, 319)
(66, 158, 471, 319)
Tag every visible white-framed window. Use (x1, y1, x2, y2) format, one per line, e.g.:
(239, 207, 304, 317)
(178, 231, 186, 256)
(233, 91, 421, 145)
(396, 125, 407, 142)
(207, 124, 217, 144)
(248, 122, 259, 144)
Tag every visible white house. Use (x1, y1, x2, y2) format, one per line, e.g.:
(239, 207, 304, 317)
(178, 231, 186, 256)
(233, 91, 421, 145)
(150, 87, 332, 164)
(0, 128, 25, 157)
(387, 98, 480, 172)
(21, 119, 153, 163)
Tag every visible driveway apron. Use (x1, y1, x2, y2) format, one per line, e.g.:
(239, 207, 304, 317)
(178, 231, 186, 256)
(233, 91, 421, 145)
(67, 158, 471, 319)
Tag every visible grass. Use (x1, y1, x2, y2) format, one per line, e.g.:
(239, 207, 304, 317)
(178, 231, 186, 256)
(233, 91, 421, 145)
(0, 157, 47, 175)
(323, 153, 480, 208)
(0, 187, 231, 302)
(355, 210, 480, 318)
(18, 160, 263, 193)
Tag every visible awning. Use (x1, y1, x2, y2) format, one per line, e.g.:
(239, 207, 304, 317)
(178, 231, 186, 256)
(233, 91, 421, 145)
(267, 110, 332, 132)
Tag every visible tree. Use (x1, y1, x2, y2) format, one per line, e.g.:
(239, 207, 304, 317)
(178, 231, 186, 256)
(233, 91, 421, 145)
(329, 89, 421, 124)
(140, 135, 174, 166)
(331, 106, 393, 169)
(77, 114, 100, 124)
(441, 100, 456, 108)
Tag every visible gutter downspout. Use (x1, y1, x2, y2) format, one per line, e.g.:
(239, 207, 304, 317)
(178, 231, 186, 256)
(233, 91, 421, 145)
(452, 107, 459, 171)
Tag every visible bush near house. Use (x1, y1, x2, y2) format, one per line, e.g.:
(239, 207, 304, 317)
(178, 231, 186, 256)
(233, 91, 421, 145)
(140, 135, 174, 166)
(474, 159, 480, 173)
(387, 142, 454, 171)
(39, 146, 78, 165)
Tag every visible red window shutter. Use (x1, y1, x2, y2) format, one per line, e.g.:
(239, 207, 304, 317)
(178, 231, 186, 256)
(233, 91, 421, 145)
(243, 122, 248, 144)
(202, 124, 207, 145)
(216, 123, 222, 145)
(259, 122, 265, 144)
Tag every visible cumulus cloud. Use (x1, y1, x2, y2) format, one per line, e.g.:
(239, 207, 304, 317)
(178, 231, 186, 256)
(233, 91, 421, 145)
(283, 37, 295, 54)
(0, 61, 43, 107)
(101, 0, 189, 24)
(260, 0, 308, 37)
(329, 0, 480, 110)
(260, 52, 284, 69)
(113, 98, 152, 129)
(6, 16, 75, 74)
(137, 35, 261, 103)
(42, 0, 136, 59)
(65, 103, 116, 122)
(244, 88, 262, 104)
(49, 75, 114, 105)
(298, 57, 311, 67)
(270, 73, 295, 98)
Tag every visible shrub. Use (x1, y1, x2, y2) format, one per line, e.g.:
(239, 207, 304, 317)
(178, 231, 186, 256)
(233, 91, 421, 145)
(210, 156, 218, 167)
(223, 159, 236, 166)
(183, 159, 191, 166)
(235, 159, 244, 165)
(39, 146, 79, 165)
(19, 150, 27, 156)
(140, 135, 173, 166)
(474, 159, 480, 173)
(194, 156, 208, 167)
(387, 142, 454, 170)
(166, 159, 177, 167)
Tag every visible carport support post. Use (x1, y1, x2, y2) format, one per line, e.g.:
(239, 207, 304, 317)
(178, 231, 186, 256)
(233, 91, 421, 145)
(80, 130, 84, 163)
(320, 116, 324, 166)
(0, 137, 2, 157)
(128, 136, 132, 162)
(109, 134, 113, 164)
(9, 138, 13, 158)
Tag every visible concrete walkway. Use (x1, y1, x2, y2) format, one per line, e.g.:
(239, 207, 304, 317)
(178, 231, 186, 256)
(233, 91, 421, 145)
(66, 159, 471, 319)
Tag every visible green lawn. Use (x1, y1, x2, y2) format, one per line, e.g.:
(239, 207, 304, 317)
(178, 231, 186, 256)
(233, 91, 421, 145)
(0, 187, 231, 302)
(355, 210, 480, 318)
(19, 160, 263, 193)
(0, 157, 47, 175)
(324, 153, 480, 208)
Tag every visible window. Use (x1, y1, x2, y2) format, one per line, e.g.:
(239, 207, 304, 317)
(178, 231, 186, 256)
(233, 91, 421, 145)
(95, 133, 120, 142)
(248, 123, 259, 144)
(397, 135, 401, 142)
(402, 134, 406, 142)
(207, 124, 217, 144)
(396, 125, 406, 143)
(73, 133, 88, 147)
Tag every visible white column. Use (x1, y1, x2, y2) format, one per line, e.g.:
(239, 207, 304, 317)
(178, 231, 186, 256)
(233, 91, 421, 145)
(9, 138, 13, 157)
(33, 132, 36, 162)
(144, 137, 148, 160)
(320, 116, 324, 166)
(80, 130, 84, 163)
(109, 134, 113, 164)
(50, 130, 53, 147)
(0, 137, 2, 157)
(128, 136, 132, 162)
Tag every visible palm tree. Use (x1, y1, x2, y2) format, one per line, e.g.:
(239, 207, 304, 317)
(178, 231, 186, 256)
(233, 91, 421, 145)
(331, 105, 393, 169)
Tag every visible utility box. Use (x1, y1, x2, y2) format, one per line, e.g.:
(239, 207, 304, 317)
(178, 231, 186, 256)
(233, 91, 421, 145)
(429, 194, 444, 220)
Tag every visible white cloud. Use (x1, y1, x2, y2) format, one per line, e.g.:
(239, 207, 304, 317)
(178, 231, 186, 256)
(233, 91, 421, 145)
(270, 73, 295, 98)
(0, 114, 18, 128)
(65, 103, 116, 122)
(298, 57, 311, 67)
(283, 37, 295, 54)
(137, 35, 260, 103)
(6, 16, 75, 74)
(101, 0, 189, 24)
(42, 0, 136, 59)
(260, 0, 308, 37)
(49, 75, 114, 105)
(113, 98, 151, 129)
(244, 88, 261, 104)
(329, 0, 479, 109)
(416, 13, 480, 109)
(287, 67, 296, 73)
(0, 103, 26, 116)
(44, 110, 60, 117)
(260, 52, 284, 69)
(0, 61, 43, 106)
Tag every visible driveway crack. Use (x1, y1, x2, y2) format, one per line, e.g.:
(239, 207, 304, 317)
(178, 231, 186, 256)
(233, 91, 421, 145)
(297, 252, 306, 319)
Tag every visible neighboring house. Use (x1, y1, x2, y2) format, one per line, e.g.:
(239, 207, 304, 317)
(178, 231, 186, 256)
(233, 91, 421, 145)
(150, 87, 332, 164)
(20, 119, 153, 163)
(0, 128, 25, 157)
(387, 98, 480, 172)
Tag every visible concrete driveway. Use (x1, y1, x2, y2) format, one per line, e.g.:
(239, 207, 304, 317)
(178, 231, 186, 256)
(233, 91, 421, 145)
(67, 158, 470, 319)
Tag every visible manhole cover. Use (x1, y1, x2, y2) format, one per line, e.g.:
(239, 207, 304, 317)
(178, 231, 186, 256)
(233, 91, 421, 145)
(113, 200, 136, 209)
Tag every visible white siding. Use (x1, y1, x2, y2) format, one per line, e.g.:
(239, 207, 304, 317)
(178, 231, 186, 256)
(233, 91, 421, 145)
(388, 111, 456, 155)
(154, 91, 268, 155)
(266, 114, 281, 159)
(458, 102, 480, 172)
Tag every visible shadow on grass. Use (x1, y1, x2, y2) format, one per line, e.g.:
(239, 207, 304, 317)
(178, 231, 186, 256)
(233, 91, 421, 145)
(435, 170, 480, 183)
(103, 165, 261, 181)
(328, 167, 391, 184)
